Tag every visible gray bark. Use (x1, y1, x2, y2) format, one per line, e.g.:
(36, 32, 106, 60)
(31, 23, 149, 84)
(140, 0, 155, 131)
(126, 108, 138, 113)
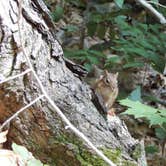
(0, 0, 143, 165)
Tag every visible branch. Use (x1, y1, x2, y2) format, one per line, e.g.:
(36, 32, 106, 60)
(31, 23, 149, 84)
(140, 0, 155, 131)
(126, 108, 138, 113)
(0, 95, 45, 131)
(135, 0, 166, 24)
(16, 0, 116, 165)
(0, 69, 31, 84)
(147, 1, 166, 9)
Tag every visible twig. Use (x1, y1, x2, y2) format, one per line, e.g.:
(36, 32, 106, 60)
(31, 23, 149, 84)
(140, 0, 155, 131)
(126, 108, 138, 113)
(147, 1, 166, 9)
(135, 0, 166, 24)
(17, 0, 116, 165)
(0, 95, 45, 131)
(0, 69, 31, 84)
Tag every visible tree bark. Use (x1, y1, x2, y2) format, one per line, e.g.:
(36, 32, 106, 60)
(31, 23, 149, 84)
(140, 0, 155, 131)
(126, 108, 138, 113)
(0, 0, 144, 165)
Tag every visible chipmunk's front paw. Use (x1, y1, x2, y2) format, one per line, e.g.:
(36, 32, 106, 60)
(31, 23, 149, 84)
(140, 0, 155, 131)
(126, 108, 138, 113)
(107, 108, 116, 118)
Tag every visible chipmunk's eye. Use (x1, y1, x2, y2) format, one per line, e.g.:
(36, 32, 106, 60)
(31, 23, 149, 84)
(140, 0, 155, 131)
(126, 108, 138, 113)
(105, 78, 110, 84)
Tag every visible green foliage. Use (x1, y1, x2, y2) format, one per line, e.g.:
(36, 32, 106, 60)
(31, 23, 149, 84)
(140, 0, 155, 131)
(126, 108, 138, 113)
(51, 5, 63, 22)
(64, 49, 105, 71)
(12, 143, 46, 166)
(144, 94, 164, 104)
(63, 25, 79, 32)
(128, 86, 142, 102)
(28, 159, 47, 166)
(12, 143, 30, 161)
(155, 127, 166, 140)
(112, 17, 166, 72)
(145, 145, 159, 154)
(85, 2, 130, 39)
(119, 98, 166, 127)
(65, 0, 86, 8)
(48, 0, 166, 73)
(114, 0, 124, 8)
(117, 21, 164, 72)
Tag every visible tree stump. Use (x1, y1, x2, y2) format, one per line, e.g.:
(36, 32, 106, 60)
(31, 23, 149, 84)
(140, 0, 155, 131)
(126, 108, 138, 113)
(0, 0, 145, 165)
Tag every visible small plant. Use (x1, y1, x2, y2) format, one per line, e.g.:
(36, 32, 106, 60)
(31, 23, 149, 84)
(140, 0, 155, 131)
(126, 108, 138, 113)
(145, 145, 159, 154)
(120, 96, 166, 155)
(119, 98, 166, 127)
(63, 0, 166, 73)
(12, 143, 48, 166)
(109, 16, 166, 72)
(51, 5, 64, 22)
(64, 49, 106, 71)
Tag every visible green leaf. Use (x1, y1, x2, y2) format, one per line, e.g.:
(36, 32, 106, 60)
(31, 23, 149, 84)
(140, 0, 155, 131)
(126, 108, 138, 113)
(106, 56, 122, 65)
(111, 20, 165, 73)
(121, 108, 155, 119)
(123, 62, 144, 68)
(150, 54, 165, 73)
(148, 114, 166, 126)
(64, 49, 87, 59)
(87, 22, 97, 36)
(145, 145, 158, 154)
(93, 3, 113, 14)
(27, 159, 43, 166)
(143, 95, 162, 103)
(51, 5, 63, 22)
(120, 99, 157, 114)
(89, 13, 103, 23)
(114, 0, 124, 8)
(88, 50, 105, 57)
(120, 99, 166, 127)
(155, 127, 166, 140)
(123, 47, 147, 57)
(12, 143, 30, 161)
(159, 109, 166, 117)
(64, 25, 78, 32)
(12, 143, 46, 165)
(97, 24, 107, 39)
(86, 55, 99, 64)
(84, 63, 92, 72)
(138, 39, 155, 51)
(152, 0, 159, 3)
(150, 0, 159, 8)
(114, 15, 128, 27)
(128, 86, 142, 102)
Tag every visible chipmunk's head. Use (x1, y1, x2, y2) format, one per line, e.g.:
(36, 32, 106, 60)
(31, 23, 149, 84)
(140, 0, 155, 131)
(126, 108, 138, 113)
(102, 70, 118, 89)
(93, 69, 119, 110)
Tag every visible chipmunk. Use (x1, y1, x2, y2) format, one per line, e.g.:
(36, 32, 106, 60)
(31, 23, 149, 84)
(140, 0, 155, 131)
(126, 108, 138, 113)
(93, 70, 119, 116)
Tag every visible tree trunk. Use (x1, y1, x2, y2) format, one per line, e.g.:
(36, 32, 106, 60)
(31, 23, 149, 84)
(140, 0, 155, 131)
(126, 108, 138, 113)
(0, 0, 145, 165)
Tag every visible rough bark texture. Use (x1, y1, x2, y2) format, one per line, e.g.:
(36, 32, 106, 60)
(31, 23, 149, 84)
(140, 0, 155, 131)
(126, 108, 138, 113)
(0, 0, 143, 165)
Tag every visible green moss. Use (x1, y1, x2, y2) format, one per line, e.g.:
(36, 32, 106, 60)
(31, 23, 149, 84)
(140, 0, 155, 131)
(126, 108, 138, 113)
(47, 133, 138, 166)
(131, 143, 142, 160)
(53, 132, 82, 145)
(103, 148, 137, 166)
(77, 147, 137, 166)
(122, 160, 138, 166)
(103, 148, 121, 163)
(77, 148, 108, 166)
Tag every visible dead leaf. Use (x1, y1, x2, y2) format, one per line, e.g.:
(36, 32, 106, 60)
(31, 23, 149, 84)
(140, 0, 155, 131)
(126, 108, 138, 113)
(0, 130, 8, 149)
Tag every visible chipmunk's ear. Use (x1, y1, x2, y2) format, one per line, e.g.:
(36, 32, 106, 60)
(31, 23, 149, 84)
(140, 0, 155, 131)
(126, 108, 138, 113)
(99, 75, 104, 80)
(104, 70, 109, 76)
(115, 72, 119, 78)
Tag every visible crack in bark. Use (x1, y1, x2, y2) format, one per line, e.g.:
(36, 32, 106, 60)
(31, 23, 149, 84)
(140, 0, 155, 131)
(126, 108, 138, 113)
(9, 0, 18, 24)
(8, 36, 20, 76)
(0, 20, 6, 45)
